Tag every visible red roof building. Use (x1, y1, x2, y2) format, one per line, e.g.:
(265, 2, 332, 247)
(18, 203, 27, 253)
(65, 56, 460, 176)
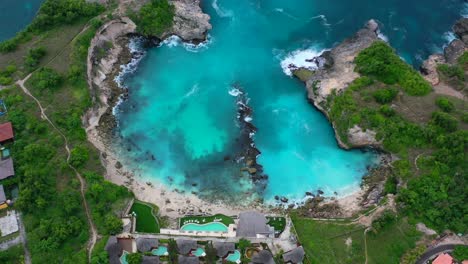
(0, 122, 14, 144)
(432, 253, 453, 264)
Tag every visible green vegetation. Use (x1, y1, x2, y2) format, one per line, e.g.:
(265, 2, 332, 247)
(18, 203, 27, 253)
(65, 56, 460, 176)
(91, 236, 110, 264)
(372, 87, 398, 104)
(127, 253, 143, 264)
(0, 0, 103, 53)
(325, 41, 468, 233)
(130, 201, 160, 233)
(168, 239, 178, 263)
(453, 245, 468, 263)
(437, 64, 465, 81)
(435, 97, 455, 112)
(400, 244, 426, 264)
(24, 46, 46, 71)
(180, 213, 234, 227)
(291, 215, 366, 264)
(0, 65, 16, 85)
(29, 67, 63, 92)
(205, 242, 218, 264)
(266, 216, 286, 233)
(355, 41, 432, 96)
(0, 245, 24, 264)
(458, 51, 468, 66)
(132, 0, 175, 37)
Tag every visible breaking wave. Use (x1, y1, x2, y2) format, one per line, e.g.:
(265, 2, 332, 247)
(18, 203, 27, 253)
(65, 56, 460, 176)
(279, 48, 327, 76)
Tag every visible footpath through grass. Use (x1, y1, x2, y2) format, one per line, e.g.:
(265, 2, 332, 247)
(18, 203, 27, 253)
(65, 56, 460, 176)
(131, 201, 160, 233)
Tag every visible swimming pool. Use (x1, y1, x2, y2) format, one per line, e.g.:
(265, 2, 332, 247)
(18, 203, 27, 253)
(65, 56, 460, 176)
(180, 222, 228, 232)
(152, 246, 168, 256)
(120, 251, 129, 264)
(193, 248, 206, 257)
(226, 250, 241, 263)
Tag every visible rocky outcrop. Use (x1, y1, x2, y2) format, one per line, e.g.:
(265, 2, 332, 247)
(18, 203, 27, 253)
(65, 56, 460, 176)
(169, 0, 212, 41)
(420, 54, 446, 85)
(453, 17, 468, 45)
(294, 20, 381, 149)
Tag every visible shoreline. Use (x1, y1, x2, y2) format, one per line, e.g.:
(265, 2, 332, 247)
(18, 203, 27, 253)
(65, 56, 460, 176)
(84, 15, 386, 220)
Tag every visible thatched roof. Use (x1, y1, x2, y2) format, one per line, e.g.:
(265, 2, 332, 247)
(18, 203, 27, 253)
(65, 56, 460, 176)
(0, 158, 14, 180)
(251, 250, 275, 264)
(178, 255, 199, 264)
(141, 255, 160, 264)
(237, 211, 274, 237)
(214, 242, 235, 258)
(283, 246, 305, 263)
(105, 236, 123, 264)
(136, 237, 159, 252)
(176, 239, 197, 255)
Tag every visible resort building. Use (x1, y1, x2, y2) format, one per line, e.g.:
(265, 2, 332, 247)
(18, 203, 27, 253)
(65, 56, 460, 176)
(178, 255, 199, 264)
(105, 236, 123, 264)
(136, 237, 158, 253)
(214, 242, 236, 258)
(236, 211, 275, 238)
(0, 122, 14, 144)
(432, 253, 454, 264)
(283, 246, 305, 264)
(141, 255, 159, 264)
(251, 250, 275, 264)
(0, 157, 14, 180)
(176, 239, 198, 255)
(0, 185, 6, 204)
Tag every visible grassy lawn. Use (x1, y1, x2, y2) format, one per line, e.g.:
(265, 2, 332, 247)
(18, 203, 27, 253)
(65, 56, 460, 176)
(266, 216, 286, 233)
(130, 201, 160, 233)
(366, 218, 421, 264)
(291, 215, 366, 264)
(179, 214, 234, 227)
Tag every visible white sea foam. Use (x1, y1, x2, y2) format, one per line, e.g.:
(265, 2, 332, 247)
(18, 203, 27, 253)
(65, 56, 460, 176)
(159, 35, 213, 53)
(377, 30, 389, 42)
(184, 84, 199, 98)
(212, 0, 233, 18)
(462, 3, 468, 18)
(443, 31, 456, 44)
(244, 116, 252, 123)
(228, 88, 243, 97)
(279, 48, 326, 76)
(310, 14, 331, 27)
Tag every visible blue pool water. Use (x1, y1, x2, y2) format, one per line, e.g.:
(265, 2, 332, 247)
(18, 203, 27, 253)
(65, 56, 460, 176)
(0, 0, 43, 41)
(193, 248, 206, 257)
(180, 222, 229, 232)
(152, 246, 168, 256)
(115, 0, 466, 203)
(226, 250, 241, 262)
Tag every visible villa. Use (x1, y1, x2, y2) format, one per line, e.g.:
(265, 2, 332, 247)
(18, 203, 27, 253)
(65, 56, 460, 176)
(178, 255, 199, 264)
(141, 255, 159, 264)
(432, 253, 454, 264)
(136, 237, 158, 253)
(105, 236, 123, 264)
(214, 242, 236, 258)
(237, 211, 275, 238)
(283, 246, 305, 264)
(251, 250, 275, 264)
(0, 122, 14, 145)
(0, 157, 14, 180)
(176, 239, 198, 255)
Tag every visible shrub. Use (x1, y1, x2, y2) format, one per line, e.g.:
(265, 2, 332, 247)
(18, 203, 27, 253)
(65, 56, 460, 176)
(453, 246, 468, 262)
(69, 145, 89, 168)
(30, 67, 62, 91)
(435, 97, 455, 112)
(371, 210, 397, 234)
(126, 253, 142, 264)
(24, 47, 47, 70)
(373, 87, 398, 104)
(437, 64, 465, 80)
(132, 0, 175, 36)
(355, 42, 431, 96)
(379, 105, 395, 117)
(431, 111, 458, 132)
(458, 51, 468, 67)
(0, 77, 13, 86)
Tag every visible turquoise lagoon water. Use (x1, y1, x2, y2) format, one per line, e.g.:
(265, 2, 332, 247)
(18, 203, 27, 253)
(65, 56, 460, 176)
(180, 222, 228, 232)
(0, 0, 43, 41)
(115, 0, 465, 202)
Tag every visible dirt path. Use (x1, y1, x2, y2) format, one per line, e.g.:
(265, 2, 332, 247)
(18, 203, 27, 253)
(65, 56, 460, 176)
(16, 74, 98, 263)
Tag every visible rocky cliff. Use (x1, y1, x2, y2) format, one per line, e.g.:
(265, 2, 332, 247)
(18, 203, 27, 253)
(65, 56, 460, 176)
(295, 20, 381, 149)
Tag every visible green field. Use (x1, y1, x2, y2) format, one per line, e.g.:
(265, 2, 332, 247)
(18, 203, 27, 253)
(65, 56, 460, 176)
(266, 216, 286, 233)
(179, 214, 234, 227)
(291, 215, 366, 264)
(130, 201, 160, 233)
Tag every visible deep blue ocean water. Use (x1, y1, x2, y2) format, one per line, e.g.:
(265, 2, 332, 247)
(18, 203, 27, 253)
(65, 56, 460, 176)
(0, 0, 43, 41)
(115, 0, 467, 203)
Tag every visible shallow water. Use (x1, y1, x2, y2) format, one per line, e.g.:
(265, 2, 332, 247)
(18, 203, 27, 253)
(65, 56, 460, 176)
(115, 0, 464, 203)
(0, 0, 43, 41)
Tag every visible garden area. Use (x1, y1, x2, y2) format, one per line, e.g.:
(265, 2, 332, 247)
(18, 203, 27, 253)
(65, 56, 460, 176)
(130, 201, 160, 233)
(266, 216, 286, 234)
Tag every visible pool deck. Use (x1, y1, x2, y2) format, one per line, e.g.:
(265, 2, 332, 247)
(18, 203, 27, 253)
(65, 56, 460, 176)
(160, 223, 237, 238)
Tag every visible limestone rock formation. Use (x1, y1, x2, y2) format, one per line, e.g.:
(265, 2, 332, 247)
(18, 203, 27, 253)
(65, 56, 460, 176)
(169, 0, 212, 41)
(453, 17, 468, 45)
(420, 54, 445, 85)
